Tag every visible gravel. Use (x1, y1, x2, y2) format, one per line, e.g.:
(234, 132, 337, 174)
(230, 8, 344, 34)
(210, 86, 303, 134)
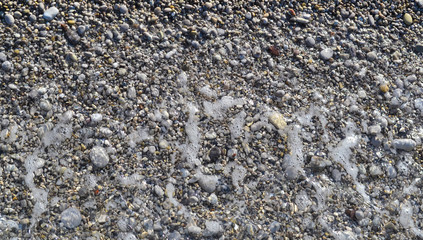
(1, 1, 423, 239)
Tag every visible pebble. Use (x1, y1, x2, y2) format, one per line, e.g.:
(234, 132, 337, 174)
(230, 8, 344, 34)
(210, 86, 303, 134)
(319, 48, 333, 60)
(91, 113, 103, 123)
(392, 139, 417, 151)
(1, 61, 13, 72)
(403, 13, 413, 26)
(159, 140, 169, 149)
(43, 7, 59, 21)
(208, 147, 221, 162)
(269, 112, 287, 130)
(198, 175, 218, 193)
(90, 146, 110, 168)
(204, 220, 222, 237)
(366, 51, 377, 61)
(305, 37, 315, 47)
(187, 225, 202, 235)
(60, 207, 82, 229)
(4, 14, 15, 25)
(119, 4, 128, 14)
(155, 185, 164, 197)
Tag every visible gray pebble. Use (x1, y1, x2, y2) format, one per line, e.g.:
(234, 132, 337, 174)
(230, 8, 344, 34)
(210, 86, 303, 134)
(154, 185, 164, 197)
(0, 52, 7, 62)
(355, 210, 365, 221)
(187, 225, 202, 235)
(305, 37, 315, 47)
(90, 146, 109, 168)
(119, 4, 128, 14)
(368, 125, 381, 135)
(2, 61, 13, 72)
(39, 100, 52, 111)
(386, 165, 397, 178)
(320, 48, 333, 60)
(392, 139, 417, 151)
(367, 51, 377, 61)
(60, 207, 82, 229)
(29, 14, 37, 22)
(43, 7, 59, 21)
(198, 175, 218, 193)
(5, 14, 15, 25)
(369, 165, 383, 177)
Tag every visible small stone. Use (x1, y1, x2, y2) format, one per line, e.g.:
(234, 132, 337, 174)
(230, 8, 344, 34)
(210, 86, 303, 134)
(367, 51, 377, 61)
(415, 44, 423, 53)
(43, 7, 59, 21)
(159, 140, 169, 149)
(155, 185, 164, 197)
(208, 193, 218, 205)
(90, 113, 103, 123)
(320, 48, 333, 60)
(198, 175, 218, 193)
(355, 210, 365, 221)
(117, 68, 127, 76)
(227, 148, 237, 159)
(403, 13, 413, 26)
(90, 146, 109, 168)
(392, 139, 416, 151)
(386, 165, 397, 179)
(60, 207, 82, 229)
(203, 220, 222, 237)
(369, 165, 383, 177)
(0, 52, 7, 62)
(187, 225, 202, 235)
(39, 99, 52, 111)
(305, 37, 315, 47)
(379, 84, 389, 93)
(119, 4, 128, 14)
(368, 125, 381, 135)
(245, 12, 252, 20)
(269, 112, 287, 130)
(2, 61, 13, 72)
(208, 147, 221, 162)
(5, 14, 15, 25)
(294, 17, 309, 24)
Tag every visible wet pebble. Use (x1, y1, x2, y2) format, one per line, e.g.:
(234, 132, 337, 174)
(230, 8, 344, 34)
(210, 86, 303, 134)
(320, 48, 333, 60)
(4, 14, 15, 25)
(60, 207, 82, 229)
(43, 7, 59, 21)
(90, 146, 109, 168)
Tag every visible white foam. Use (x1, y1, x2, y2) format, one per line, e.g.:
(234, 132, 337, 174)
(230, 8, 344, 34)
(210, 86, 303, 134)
(399, 201, 423, 238)
(283, 124, 304, 175)
(203, 96, 244, 120)
(230, 111, 246, 141)
(127, 127, 151, 148)
(199, 85, 217, 99)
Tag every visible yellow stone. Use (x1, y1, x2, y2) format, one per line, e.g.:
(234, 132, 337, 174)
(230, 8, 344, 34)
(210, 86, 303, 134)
(269, 112, 287, 130)
(380, 84, 389, 93)
(404, 13, 413, 25)
(67, 19, 76, 25)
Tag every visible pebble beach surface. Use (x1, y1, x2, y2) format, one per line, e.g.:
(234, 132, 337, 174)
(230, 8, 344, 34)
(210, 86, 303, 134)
(2, 1, 423, 239)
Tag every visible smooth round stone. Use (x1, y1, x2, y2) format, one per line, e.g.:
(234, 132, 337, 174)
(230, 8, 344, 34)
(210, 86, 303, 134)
(90, 146, 109, 168)
(403, 13, 413, 25)
(5, 14, 15, 25)
(392, 139, 416, 151)
(319, 48, 333, 60)
(119, 4, 128, 14)
(60, 207, 82, 229)
(367, 51, 377, 61)
(0, 52, 7, 62)
(43, 7, 59, 21)
(305, 37, 315, 47)
(198, 175, 218, 193)
(2, 61, 13, 72)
